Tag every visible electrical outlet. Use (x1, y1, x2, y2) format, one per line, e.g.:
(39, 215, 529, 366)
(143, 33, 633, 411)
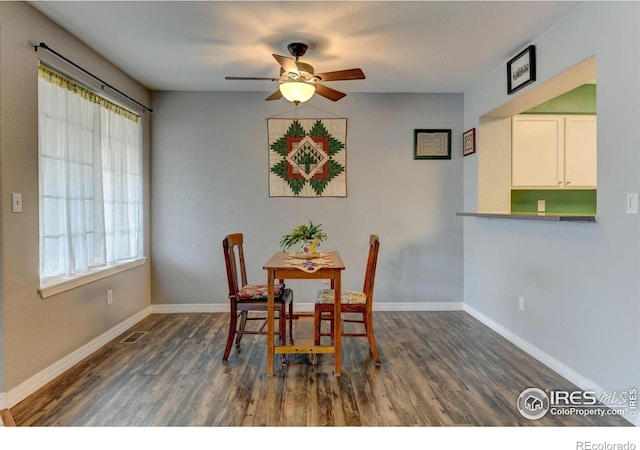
(12, 193, 23, 213)
(518, 296, 525, 312)
(107, 289, 113, 306)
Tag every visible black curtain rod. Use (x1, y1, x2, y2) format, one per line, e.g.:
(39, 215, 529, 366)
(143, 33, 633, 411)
(35, 42, 153, 113)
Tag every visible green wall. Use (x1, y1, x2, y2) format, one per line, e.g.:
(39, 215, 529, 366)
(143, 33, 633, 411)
(523, 84, 596, 114)
(511, 189, 597, 214)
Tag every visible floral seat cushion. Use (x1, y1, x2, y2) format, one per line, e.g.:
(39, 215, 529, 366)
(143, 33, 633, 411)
(237, 283, 285, 300)
(316, 289, 366, 305)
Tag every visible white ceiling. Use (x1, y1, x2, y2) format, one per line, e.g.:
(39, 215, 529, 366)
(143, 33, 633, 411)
(30, 1, 583, 95)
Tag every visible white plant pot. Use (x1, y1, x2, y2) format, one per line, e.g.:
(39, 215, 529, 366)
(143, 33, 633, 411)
(300, 239, 317, 255)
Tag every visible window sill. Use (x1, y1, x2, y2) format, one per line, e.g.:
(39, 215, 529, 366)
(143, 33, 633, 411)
(38, 257, 148, 299)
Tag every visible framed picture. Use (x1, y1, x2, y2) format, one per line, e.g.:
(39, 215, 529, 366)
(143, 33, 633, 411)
(414, 129, 451, 160)
(268, 118, 347, 197)
(507, 45, 536, 94)
(463, 128, 476, 156)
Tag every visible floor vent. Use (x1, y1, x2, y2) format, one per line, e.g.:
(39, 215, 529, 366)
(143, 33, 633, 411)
(119, 332, 147, 344)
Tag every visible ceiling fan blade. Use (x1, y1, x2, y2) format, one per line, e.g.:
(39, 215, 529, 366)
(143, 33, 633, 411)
(273, 54, 298, 75)
(315, 83, 347, 102)
(315, 68, 366, 82)
(265, 90, 283, 101)
(225, 76, 279, 81)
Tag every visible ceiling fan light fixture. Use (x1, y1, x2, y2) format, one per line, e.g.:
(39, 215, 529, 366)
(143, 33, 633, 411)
(226, 42, 363, 103)
(279, 81, 315, 104)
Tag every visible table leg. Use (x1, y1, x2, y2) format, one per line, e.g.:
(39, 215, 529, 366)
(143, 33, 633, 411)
(333, 271, 341, 376)
(267, 270, 275, 376)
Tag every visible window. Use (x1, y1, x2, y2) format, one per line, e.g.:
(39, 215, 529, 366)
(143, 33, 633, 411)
(38, 65, 144, 291)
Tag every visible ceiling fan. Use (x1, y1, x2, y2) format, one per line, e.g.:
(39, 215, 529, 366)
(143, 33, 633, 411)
(225, 42, 365, 104)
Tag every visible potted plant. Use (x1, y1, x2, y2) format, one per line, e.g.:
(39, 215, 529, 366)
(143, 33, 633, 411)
(280, 220, 327, 254)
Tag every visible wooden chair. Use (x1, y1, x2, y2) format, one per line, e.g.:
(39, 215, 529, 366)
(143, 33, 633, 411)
(314, 235, 381, 365)
(222, 233, 293, 362)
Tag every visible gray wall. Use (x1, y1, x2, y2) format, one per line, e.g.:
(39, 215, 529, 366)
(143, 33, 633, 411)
(150, 91, 464, 308)
(463, 2, 639, 402)
(0, 2, 152, 395)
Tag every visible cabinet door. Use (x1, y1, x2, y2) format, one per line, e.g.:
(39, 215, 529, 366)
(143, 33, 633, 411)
(512, 116, 564, 187)
(564, 116, 597, 188)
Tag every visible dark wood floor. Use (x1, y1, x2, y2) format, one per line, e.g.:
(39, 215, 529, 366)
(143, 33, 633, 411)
(10, 311, 631, 426)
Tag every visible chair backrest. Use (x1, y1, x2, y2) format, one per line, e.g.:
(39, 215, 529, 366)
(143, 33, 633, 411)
(223, 233, 247, 297)
(362, 235, 380, 311)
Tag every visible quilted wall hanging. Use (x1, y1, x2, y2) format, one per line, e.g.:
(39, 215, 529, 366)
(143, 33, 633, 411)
(268, 118, 347, 197)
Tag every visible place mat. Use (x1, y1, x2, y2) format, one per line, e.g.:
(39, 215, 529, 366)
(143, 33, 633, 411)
(284, 252, 334, 272)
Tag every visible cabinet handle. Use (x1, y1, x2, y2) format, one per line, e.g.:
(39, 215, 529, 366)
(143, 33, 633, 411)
(566, 181, 571, 185)
(558, 181, 562, 185)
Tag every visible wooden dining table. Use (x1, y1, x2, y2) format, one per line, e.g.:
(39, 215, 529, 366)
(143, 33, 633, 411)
(263, 250, 345, 376)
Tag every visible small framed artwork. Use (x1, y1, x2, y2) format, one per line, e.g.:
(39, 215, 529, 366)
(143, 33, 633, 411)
(507, 45, 536, 94)
(463, 128, 476, 156)
(414, 129, 451, 160)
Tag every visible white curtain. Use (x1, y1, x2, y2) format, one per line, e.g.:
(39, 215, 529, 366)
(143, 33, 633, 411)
(38, 66, 143, 281)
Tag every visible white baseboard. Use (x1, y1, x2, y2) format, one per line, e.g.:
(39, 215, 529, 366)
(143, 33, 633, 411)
(5, 306, 152, 408)
(463, 303, 595, 386)
(151, 301, 464, 314)
(375, 301, 464, 311)
(463, 303, 638, 427)
(151, 303, 227, 313)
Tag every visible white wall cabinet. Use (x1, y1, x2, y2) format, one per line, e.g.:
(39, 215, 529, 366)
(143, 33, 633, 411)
(511, 115, 597, 188)
(564, 116, 598, 187)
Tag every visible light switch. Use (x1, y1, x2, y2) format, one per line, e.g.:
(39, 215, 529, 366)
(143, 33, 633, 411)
(627, 193, 639, 214)
(12, 193, 23, 213)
